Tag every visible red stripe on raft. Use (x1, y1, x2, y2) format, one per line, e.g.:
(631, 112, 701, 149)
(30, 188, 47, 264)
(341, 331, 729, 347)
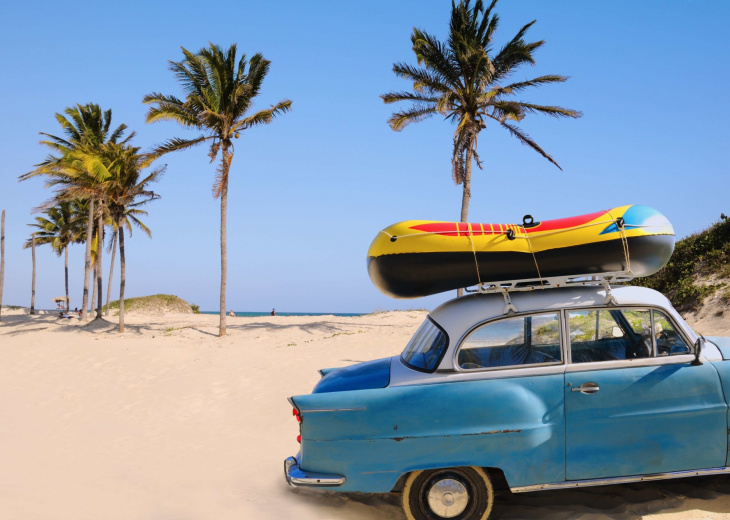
(524, 210, 606, 234)
(410, 210, 608, 237)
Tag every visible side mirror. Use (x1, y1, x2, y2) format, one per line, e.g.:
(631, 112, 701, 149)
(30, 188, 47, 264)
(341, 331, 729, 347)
(691, 336, 704, 366)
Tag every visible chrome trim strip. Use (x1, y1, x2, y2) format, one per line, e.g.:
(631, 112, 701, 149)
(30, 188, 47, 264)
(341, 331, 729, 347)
(284, 456, 346, 487)
(301, 407, 366, 413)
(511, 466, 730, 493)
(565, 353, 696, 373)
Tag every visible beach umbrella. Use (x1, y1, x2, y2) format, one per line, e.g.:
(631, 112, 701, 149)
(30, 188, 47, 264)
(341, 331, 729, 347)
(52, 296, 69, 309)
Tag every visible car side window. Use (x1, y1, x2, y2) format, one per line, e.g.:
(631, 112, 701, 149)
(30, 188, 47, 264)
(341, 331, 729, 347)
(653, 310, 692, 356)
(401, 318, 448, 372)
(569, 309, 652, 363)
(458, 312, 561, 370)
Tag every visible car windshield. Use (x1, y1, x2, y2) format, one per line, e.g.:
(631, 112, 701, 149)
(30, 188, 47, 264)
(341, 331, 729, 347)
(401, 317, 448, 372)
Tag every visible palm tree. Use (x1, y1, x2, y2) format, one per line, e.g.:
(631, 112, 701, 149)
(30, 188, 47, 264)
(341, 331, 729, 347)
(24, 201, 85, 311)
(20, 103, 132, 320)
(103, 143, 162, 332)
(0, 210, 5, 322)
(382, 0, 581, 224)
(30, 233, 36, 314)
(143, 43, 292, 336)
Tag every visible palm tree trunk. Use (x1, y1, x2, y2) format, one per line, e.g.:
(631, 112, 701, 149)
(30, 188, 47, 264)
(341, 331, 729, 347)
(105, 226, 117, 317)
(91, 261, 97, 315)
(219, 145, 230, 337)
(30, 233, 36, 314)
(81, 198, 94, 320)
(456, 144, 475, 298)
(64, 246, 69, 311)
(460, 144, 473, 223)
(96, 209, 103, 319)
(0, 210, 5, 322)
(118, 224, 125, 333)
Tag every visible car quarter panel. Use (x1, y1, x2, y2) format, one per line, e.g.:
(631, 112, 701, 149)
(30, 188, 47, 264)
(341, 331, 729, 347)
(709, 358, 730, 466)
(292, 373, 565, 492)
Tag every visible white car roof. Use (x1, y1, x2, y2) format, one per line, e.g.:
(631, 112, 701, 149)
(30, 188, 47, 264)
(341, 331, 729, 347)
(428, 285, 698, 371)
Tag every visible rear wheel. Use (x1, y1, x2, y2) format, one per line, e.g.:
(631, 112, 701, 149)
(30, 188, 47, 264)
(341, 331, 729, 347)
(402, 466, 494, 520)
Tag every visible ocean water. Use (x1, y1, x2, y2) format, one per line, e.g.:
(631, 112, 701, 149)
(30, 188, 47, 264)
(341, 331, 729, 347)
(201, 311, 363, 317)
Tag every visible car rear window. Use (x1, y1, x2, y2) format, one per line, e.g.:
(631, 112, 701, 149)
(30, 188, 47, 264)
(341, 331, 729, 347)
(401, 317, 448, 372)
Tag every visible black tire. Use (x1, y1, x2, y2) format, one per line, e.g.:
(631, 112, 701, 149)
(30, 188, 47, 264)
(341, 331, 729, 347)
(402, 466, 494, 520)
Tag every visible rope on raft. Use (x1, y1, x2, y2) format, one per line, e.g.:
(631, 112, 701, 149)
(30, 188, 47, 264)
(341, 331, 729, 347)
(606, 210, 632, 275)
(380, 217, 648, 242)
(381, 213, 636, 294)
(467, 230, 483, 288)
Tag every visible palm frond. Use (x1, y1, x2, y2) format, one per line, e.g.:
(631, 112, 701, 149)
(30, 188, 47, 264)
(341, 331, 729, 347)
(387, 105, 439, 131)
(510, 102, 582, 119)
(234, 100, 293, 130)
(148, 135, 211, 158)
(501, 75, 569, 93)
(496, 119, 562, 170)
(392, 63, 451, 95)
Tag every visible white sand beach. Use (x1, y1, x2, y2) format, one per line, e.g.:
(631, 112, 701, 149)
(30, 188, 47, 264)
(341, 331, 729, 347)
(1, 309, 729, 520)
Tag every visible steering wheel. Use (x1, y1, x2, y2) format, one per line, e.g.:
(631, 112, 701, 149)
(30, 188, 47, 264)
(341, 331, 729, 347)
(631, 336, 652, 358)
(656, 330, 672, 355)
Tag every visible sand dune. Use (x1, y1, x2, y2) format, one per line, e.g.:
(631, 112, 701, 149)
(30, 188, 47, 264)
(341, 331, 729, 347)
(1, 309, 729, 520)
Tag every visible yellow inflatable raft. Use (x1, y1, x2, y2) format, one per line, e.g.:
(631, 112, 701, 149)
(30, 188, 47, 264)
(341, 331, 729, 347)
(367, 205, 674, 298)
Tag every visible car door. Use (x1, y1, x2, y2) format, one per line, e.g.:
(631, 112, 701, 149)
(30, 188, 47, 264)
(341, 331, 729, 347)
(564, 307, 728, 481)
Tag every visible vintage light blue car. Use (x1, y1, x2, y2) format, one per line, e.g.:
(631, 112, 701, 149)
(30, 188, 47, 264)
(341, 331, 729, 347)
(284, 285, 730, 520)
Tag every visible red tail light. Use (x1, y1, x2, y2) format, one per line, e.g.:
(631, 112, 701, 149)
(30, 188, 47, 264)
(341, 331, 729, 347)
(293, 407, 302, 443)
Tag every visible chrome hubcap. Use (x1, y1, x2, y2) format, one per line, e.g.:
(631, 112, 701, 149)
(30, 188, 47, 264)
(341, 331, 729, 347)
(426, 478, 468, 518)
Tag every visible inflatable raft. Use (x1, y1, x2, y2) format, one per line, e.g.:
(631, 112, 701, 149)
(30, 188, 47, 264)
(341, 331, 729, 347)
(367, 205, 675, 298)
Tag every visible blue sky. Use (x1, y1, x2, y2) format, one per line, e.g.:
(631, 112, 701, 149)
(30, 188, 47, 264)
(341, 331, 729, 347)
(1, 0, 728, 313)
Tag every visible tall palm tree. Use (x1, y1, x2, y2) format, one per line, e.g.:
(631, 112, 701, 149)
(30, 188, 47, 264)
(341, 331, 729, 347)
(20, 103, 132, 320)
(0, 210, 5, 322)
(30, 233, 36, 314)
(143, 43, 292, 336)
(103, 206, 154, 318)
(24, 201, 85, 311)
(103, 143, 162, 332)
(382, 0, 581, 224)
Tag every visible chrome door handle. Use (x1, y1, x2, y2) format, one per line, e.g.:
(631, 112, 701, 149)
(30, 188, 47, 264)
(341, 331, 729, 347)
(571, 382, 600, 394)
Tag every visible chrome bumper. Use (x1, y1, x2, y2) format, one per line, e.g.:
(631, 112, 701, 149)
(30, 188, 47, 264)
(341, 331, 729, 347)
(284, 456, 346, 487)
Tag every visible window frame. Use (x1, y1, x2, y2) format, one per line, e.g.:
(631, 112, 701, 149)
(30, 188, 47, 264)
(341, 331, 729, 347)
(564, 305, 695, 365)
(400, 316, 450, 374)
(453, 310, 566, 373)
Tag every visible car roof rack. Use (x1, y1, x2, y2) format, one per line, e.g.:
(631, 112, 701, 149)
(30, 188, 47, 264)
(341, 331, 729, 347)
(463, 271, 635, 314)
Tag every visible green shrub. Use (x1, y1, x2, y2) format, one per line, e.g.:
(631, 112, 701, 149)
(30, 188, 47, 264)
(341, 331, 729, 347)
(630, 216, 730, 311)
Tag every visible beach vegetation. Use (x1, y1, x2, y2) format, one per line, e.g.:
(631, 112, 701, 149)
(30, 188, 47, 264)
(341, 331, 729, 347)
(190, 303, 201, 314)
(20, 104, 161, 331)
(23, 201, 85, 312)
(100, 143, 162, 331)
(19, 103, 133, 321)
(143, 43, 292, 337)
(630, 215, 730, 311)
(382, 0, 581, 295)
(108, 294, 193, 315)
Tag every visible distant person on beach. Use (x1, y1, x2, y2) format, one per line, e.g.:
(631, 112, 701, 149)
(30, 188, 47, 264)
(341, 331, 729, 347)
(271, 308, 276, 316)
(229, 310, 235, 317)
